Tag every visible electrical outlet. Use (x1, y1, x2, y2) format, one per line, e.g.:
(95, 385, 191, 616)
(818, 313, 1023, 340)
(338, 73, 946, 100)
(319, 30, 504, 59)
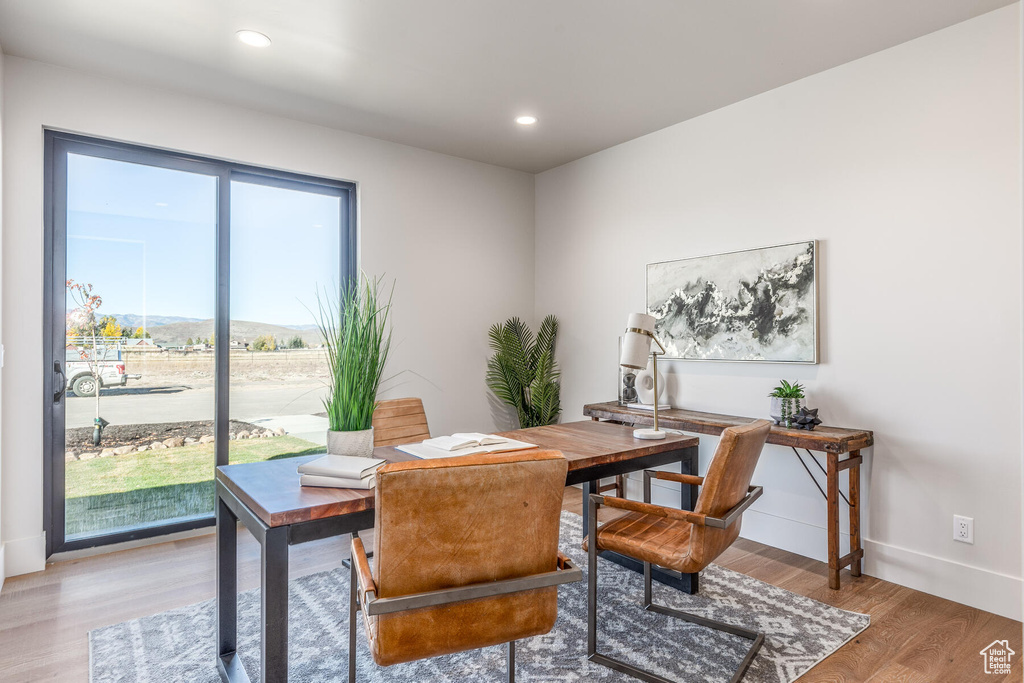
(953, 515, 974, 544)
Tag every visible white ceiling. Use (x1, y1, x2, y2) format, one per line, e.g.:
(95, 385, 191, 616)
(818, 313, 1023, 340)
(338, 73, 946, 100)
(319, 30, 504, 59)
(0, 0, 1014, 173)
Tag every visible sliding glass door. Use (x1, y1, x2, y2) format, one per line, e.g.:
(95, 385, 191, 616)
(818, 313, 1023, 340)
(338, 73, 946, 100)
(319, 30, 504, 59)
(229, 178, 341, 464)
(45, 132, 355, 554)
(60, 152, 218, 541)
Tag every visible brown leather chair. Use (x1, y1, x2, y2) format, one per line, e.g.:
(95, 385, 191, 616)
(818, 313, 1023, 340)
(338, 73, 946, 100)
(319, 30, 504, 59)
(348, 449, 582, 682)
(372, 397, 431, 446)
(585, 419, 771, 683)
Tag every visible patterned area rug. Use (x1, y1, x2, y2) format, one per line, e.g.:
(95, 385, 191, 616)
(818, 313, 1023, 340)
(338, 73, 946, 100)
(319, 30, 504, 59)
(90, 512, 868, 682)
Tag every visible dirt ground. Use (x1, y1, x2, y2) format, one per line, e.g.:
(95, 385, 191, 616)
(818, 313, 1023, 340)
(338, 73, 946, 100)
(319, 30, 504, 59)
(66, 419, 261, 451)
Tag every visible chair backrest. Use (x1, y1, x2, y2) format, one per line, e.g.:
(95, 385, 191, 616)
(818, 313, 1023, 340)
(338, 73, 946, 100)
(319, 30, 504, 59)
(688, 419, 771, 569)
(367, 449, 568, 666)
(372, 397, 430, 446)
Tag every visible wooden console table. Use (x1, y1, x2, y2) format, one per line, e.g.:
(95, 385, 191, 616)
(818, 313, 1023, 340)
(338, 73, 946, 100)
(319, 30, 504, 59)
(584, 401, 873, 590)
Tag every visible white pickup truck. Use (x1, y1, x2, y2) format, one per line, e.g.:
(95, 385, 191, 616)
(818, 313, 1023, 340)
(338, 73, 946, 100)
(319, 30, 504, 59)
(65, 347, 142, 397)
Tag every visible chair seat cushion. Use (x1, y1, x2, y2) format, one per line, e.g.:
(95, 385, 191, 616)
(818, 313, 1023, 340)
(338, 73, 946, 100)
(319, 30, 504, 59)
(583, 512, 696, 573)
(367, 589, 557, 667)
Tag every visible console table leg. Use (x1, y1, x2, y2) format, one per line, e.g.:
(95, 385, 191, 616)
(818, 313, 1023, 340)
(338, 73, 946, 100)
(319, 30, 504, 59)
(849, 450, 862, 578)
(827, 453, 840, 590)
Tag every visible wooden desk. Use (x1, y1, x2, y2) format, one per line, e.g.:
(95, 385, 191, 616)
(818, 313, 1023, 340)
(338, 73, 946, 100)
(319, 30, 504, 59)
(215, 420, 698, 683)
(584, 401, 873, 590)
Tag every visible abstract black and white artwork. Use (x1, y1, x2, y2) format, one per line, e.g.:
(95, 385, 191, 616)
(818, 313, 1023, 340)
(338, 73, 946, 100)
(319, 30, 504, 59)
(646, 241, 817, 363)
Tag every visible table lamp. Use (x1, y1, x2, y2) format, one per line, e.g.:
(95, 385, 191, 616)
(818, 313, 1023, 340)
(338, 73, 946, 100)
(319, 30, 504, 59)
(620, 312, 667, 440)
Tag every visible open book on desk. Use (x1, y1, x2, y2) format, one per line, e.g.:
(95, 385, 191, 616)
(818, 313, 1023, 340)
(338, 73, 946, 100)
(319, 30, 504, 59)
(396, 434, 537, 460)
(422, 433, 512, 452)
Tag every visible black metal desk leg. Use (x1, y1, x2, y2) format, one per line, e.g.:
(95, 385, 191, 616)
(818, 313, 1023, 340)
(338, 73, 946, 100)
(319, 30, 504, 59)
(679, 446, 699, 594)
(217, 496, 238, 665)
(262, 526, 289, 682)
(581, 480, 598, 540)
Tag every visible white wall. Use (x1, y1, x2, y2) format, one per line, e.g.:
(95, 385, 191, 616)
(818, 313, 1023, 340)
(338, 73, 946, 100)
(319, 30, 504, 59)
(0, 43, 6, 593)
(535, 6, 1022, 619)
(0, 56, 535, 576)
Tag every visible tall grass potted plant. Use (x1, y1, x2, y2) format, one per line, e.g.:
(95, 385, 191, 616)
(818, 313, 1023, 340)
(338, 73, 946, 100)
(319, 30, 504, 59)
(315, 276, 393, 457)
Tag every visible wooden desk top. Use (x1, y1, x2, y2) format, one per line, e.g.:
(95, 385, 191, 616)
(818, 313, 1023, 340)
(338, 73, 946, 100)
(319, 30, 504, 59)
(216, 420, 698, 527)
(584, 401, 872, 454)
(494, 420, 697, 471)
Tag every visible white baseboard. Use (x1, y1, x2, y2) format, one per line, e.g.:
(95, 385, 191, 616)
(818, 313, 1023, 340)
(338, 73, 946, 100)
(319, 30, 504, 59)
(626, 473, 1022, 621)
(4, 533, 46, 578)
(864, 538, 1022, 621)
(742, 509, 1022, 621)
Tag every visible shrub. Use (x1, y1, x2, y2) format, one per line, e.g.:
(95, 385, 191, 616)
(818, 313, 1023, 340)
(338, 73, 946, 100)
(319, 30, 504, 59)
(252, 334, 277, 352)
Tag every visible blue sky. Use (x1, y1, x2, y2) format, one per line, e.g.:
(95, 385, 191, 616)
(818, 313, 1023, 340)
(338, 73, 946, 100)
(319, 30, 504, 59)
(66, 154, 341, 328)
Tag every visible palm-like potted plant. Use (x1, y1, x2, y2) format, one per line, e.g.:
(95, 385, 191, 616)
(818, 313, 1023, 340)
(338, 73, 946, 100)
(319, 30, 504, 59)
(769, 380, 805, 428)
(486, 315, 561, 428)
(315, 276, 393, 457)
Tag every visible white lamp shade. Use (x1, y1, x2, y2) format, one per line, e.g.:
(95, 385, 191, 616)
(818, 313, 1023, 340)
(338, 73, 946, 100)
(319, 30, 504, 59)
(620, 312, 656, 369)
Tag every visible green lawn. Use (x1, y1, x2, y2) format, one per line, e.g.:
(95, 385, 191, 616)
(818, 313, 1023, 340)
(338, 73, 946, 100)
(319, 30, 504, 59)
(65, 436, 323, 538)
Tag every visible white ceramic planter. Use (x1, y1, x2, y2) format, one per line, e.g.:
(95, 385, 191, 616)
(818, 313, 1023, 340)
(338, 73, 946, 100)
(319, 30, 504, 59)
(769, 397, 804, 427)
(326, 427, 375, 457)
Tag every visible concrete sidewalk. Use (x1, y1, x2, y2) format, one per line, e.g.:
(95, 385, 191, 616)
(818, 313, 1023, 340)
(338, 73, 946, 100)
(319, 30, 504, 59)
(248, 414, 329, 446)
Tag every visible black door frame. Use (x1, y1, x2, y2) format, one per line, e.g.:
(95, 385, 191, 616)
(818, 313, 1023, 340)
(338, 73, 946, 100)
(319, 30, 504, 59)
(43, 130, 357, 556)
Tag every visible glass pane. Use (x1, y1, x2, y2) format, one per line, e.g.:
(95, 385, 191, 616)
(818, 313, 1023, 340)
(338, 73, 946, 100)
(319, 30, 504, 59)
(229, 180, 340, 464)
(64, 153, 217, 540)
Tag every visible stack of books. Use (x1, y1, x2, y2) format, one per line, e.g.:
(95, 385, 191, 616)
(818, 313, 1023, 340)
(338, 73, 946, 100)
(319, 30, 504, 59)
(297, 454, 386, 489)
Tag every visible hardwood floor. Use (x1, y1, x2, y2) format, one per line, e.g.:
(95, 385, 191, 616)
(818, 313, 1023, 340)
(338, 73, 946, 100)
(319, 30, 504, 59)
(0, 488, 1020, 682)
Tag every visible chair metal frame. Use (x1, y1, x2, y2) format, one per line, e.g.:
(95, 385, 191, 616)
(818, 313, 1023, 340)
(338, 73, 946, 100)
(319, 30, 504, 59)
(349, 536, 583, 682)
(587, 470, 765, 683)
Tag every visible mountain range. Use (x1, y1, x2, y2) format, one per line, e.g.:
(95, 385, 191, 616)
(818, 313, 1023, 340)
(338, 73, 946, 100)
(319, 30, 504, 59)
(109, 313, 203, 329)
(110, 315, 324, 347)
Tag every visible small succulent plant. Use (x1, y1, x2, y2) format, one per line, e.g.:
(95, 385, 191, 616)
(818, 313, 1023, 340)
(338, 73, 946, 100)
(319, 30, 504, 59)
(769, 380, 806, 427)
(768, 380, 805, 399)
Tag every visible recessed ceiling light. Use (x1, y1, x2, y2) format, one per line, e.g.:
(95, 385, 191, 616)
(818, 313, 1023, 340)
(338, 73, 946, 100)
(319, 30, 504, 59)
(236, 30, 272, 48)
(515, 115, 538, 126)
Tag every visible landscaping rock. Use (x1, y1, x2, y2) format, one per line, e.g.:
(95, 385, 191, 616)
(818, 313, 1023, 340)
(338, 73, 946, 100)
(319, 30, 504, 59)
(114, 445, 135, 456)
(79, 452, 99, 460)
(273, 428, 286, 437)
(137, 445, 149, 452)
(262, 431, 274, 438)
(66, 419, 263, 453)
(184, 437, 198, 445)
(236, 430, 250, 440)
(150, 442, 168, 450)
(228, 433, 236, 440)
(163, 437, 185, 448)
(65, 453, 78, 463)
(99, 449, 116, 458)
(199, 435, 215, 444)
(66, 449, 77, 458)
